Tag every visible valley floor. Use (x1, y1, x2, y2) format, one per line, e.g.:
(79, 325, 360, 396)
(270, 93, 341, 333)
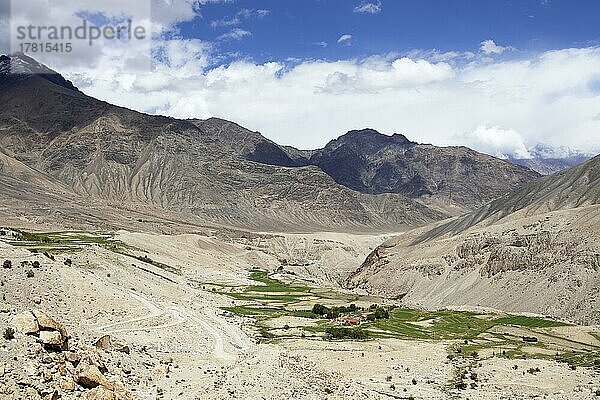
(0, 228, 598, 399)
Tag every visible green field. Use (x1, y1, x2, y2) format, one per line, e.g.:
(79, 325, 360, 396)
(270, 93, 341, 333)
(217, 269, 600, 367)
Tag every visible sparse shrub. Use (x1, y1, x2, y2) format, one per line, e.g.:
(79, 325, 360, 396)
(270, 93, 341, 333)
(455, 380, 467, 390)
(373, 306, 390, 320)
(32, 261, 40, 268)
(2, 260, 12, 269)
(412, 378, 417, 385)
(64, 258, 72, 266)
(325, 326, 369, 340)
(43, 251, 55, 261)
(527, 367, 541, 374)
(259, 328, 274, 338)
(385, 375, 392, 382)
(26, 270, 34, 278)
(3, 327, 15, 340)
(311, 303, 329, 316)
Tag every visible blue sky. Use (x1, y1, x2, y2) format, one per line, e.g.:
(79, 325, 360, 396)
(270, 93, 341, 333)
(181, 0, 600, 66)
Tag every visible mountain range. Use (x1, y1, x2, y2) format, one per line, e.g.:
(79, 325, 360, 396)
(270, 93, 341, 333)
(0, 53, 540, 232)
(507, 144, 593, 175)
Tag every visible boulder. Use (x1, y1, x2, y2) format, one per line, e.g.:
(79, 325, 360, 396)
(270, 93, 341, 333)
(76, 363, 112, 389)
(95, 335, 112, 351)
(95, 335, 130, 354)
(32, 310, 68, 337)
(39, 330, 65, 347)
(10, 311, 39, 334)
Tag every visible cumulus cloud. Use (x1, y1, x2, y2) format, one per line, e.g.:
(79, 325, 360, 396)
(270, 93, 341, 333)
(337, 34, 353, 45)
(53, 45, 600, 156)
(461, 126, 532, 159)
(353, 1, 382, 14)
(480, 39, 513, 55)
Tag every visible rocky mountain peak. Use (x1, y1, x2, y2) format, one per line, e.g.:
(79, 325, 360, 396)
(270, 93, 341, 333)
(333, 128, 415, 148)
(0, 53, 78, 91)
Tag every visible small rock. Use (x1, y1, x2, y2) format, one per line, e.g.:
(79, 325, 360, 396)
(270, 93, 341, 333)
(77, 363, 112, 389)
(39, 331, 65, 348)
(42, 370, 52, 383)
(43, 391, 59, 400)
(32, 297, 42, 305)
(41, 354, 54, 364)
(10, 311, 39, 334)
(95, 335, 112, 351)
(65, 351, 81, 365)
(86, 386, 115, 400)
(58, 377, 76, 391)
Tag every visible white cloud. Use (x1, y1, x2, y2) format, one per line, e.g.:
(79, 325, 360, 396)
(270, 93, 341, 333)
(217, 28, 251, 41)
(353, 1, 382, 14)
(210, 16, 240, 28)
(480, 39, 513, 55)
(337, 34, 353, 44)
(211, 8, 270, 28)
(461, 126, 532, 159)
(53, 46, 600, 156)
(314, 41, 328, 48)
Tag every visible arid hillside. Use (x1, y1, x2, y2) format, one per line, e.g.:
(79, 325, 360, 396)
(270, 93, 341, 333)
(348, 155, 600, 324)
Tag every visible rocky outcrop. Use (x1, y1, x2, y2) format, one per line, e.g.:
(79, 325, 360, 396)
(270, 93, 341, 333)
(10, 310, 68, 349)
(2, 310, 134, 399)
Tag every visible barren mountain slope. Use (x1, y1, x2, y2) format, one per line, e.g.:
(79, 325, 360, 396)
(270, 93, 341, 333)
(348, 155, 600, 324)
(0, 54, 446, 232)
(303, 129, 540, 210)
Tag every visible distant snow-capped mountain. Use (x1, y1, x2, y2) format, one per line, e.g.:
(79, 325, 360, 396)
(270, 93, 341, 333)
(507, 144, 594, 175)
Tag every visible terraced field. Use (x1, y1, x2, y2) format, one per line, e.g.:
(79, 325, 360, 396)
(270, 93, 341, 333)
(219, 270, 600, 368)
